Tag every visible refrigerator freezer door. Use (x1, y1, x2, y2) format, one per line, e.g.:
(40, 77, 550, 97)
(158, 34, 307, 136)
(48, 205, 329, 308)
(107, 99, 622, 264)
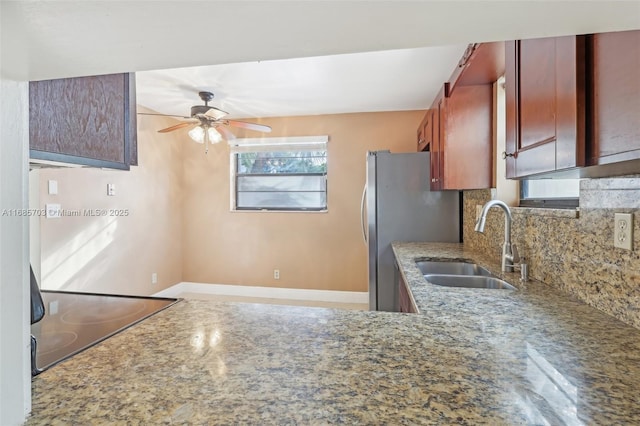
(367, 151, 460, 311)
(366, 152, 379, 310)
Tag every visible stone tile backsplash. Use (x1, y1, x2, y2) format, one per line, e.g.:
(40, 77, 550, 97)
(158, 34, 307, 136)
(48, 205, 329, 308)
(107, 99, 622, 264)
(464, 177, 640, 329)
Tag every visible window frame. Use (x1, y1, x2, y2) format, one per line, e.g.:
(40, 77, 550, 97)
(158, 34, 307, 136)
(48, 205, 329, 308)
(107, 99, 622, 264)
(230, 136, 328, 212)
(519, 179, 579, 209)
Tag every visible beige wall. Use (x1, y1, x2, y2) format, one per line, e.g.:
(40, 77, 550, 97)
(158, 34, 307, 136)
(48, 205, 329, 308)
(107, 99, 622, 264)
(33, 110, 423, 295)
(34, 112, 184, 295)
(181, 111, 423, 292)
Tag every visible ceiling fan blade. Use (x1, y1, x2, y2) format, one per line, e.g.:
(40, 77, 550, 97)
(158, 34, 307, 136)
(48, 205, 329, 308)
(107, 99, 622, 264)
(225, 120, 272, 133)
(137, 112, 192, 120)
(216, 125, 236, 141)
(157, 121, 197, 133)
(204, 107, 229, 120)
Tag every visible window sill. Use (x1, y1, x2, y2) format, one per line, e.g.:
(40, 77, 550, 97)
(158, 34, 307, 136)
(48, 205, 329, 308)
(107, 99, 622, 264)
(512, 206, 579, 219)
(231, 209, 328, 214)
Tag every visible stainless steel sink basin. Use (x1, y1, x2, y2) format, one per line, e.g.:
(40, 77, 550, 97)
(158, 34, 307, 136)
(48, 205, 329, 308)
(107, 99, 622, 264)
(424, 274, 516, 290)
(416, 261, 493, 277)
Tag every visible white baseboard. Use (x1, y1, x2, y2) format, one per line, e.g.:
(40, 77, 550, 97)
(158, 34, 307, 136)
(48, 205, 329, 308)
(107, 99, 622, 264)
(153, 282, 368, 304)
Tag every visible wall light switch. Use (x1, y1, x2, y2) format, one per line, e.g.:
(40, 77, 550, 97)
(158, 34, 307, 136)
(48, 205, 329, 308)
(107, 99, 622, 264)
(107, 183, 115, 196)
(48, 180, 58, 195)
(49, 300, 59, 315)
(614, 213, 633, 251)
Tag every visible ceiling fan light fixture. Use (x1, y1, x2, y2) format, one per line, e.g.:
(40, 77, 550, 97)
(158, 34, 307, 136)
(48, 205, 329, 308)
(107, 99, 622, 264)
(208, 127, 223, 144)
(187, 126, 223, 145)
(188, 125, 205, 143)
(153, 92, 269, 153)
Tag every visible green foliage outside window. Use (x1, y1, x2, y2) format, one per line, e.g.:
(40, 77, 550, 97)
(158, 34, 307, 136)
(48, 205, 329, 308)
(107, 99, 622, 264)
(237, 151, 327, 174)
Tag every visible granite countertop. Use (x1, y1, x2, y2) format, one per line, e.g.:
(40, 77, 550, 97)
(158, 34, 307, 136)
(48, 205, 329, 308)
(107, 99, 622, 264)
(27, 243, 640, 425)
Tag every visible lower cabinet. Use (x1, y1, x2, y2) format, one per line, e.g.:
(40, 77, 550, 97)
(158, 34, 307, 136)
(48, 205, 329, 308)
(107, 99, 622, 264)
(398, 270, 417, 314)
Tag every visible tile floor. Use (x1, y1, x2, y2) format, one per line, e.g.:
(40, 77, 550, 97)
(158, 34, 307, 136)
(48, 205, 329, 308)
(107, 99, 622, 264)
(178, 292, 369, 311)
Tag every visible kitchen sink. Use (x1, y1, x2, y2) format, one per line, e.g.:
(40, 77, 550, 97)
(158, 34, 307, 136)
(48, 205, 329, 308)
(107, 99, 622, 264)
(416, 261, 493, 277)
(424, 274, 516, 290)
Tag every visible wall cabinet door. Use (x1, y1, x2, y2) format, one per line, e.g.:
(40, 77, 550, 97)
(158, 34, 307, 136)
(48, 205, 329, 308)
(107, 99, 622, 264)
(505, 36, 586, 178)
(429, 84, 493, 190)
(589, 30, 640, 165)
(416, 110, 433, 152)
(30, 73, 137, 170)
(430, 96, 443, 190)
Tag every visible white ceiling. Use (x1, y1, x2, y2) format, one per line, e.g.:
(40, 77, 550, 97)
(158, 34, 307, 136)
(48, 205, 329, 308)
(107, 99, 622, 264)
(135, 45, 468, 119)
(2, 1, 640, 119)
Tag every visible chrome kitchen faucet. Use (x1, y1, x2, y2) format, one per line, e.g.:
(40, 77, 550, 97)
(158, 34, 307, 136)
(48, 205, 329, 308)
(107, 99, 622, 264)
(475, 200, 520, 272)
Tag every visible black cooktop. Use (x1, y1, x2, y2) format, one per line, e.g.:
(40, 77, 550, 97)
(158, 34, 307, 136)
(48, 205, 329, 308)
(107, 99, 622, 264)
(31, 291, 178, 374)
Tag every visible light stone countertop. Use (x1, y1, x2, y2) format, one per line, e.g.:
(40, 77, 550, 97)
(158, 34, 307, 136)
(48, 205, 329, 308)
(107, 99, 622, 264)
(26, 242, 640, 425)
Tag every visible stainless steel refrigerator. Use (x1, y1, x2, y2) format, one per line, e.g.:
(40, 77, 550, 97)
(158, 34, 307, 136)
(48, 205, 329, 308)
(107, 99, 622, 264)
(362, 151, 461, 311)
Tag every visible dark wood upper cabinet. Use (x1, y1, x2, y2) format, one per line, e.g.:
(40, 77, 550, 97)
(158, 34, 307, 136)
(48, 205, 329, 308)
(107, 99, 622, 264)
(416, 110, 432, 152)
(448, 42, 505, 96)
(429, 88, 444, 191)
(588, 30, 640, 166)
(30, 73, 137, 170)
(505, 36, 587, 178)
(428, 83, 493, 191)
(418, 42, 499, 191)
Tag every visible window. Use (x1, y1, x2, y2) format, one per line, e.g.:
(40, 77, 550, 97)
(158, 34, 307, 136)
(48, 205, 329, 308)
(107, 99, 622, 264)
(231, 136, 328, 211)
(520, 178, 580, 208)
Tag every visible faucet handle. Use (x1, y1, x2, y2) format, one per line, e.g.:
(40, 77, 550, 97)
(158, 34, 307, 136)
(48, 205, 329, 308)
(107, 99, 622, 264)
(519, 261, 529, 282)
(511, 243, 520, 264)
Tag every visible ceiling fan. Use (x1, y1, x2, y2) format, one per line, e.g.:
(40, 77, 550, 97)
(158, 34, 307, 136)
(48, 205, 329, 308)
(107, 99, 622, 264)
(139, 91, 272, 153)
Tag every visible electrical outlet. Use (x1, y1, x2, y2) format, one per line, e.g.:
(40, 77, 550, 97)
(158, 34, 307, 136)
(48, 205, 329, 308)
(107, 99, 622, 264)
(614, 213, 633, 250)
(274, 269, 280, 280)
(46, 203, 61, 219)
(476, 205, 483, 222)
(151, 272, 158, 284)
(107, 183, 115, 196)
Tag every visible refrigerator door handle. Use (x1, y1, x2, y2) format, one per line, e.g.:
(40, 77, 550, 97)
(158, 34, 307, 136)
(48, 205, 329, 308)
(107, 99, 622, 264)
(360, 183, 368, 245)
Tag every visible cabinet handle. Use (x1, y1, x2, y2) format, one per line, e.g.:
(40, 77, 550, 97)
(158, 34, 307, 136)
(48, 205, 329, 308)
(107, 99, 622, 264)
(360, 184, 368, 245)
